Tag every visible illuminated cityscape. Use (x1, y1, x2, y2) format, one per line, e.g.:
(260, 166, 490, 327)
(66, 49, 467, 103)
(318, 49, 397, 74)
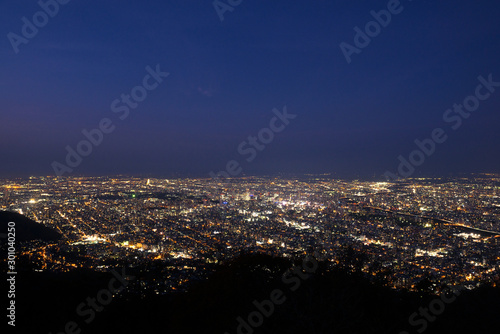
(2, 174, 499, 296)
(2, 1, 500, 331)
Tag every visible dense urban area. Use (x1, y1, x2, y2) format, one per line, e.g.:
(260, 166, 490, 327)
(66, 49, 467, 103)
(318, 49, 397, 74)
(2, 174, 500, 296)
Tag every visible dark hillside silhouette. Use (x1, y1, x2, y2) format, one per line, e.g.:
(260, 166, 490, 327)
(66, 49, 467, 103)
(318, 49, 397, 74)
(0, 210, 61, 242)
(5, 252, 500, 334)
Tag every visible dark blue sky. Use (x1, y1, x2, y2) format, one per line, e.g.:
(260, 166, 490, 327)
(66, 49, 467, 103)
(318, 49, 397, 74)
(1, 0, 499, 179)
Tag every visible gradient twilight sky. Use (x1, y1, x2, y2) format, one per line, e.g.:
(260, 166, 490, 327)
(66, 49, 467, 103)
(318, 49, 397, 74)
(1, 0, 499, 179)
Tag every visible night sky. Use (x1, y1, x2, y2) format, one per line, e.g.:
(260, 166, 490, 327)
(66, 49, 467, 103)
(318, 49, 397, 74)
(1, 0, 499, 179)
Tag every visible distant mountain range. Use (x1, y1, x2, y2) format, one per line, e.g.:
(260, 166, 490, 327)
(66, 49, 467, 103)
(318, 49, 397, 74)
(0, 211, 61, 242)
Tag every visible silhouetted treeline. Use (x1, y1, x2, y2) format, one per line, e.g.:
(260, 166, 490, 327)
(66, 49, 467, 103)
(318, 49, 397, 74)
(3, 251, 500, 334)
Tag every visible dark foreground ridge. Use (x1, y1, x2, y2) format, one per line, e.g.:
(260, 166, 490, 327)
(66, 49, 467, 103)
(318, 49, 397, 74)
(0, 210, 61, 242)
(4, 253, 500, 334)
